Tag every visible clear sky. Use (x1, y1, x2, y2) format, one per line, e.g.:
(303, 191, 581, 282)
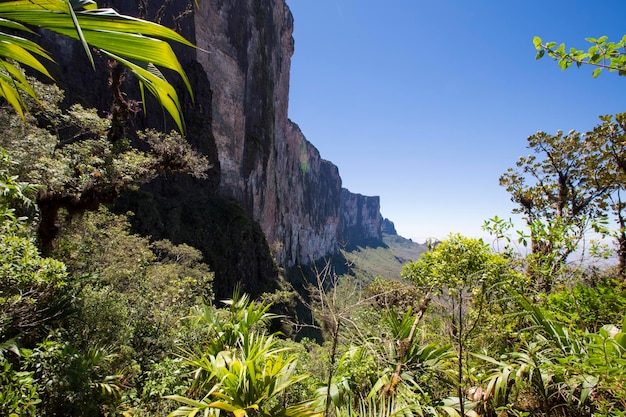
(285, 1, 626, 243)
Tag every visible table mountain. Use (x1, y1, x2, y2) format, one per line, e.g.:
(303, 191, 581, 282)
(45, 0, 397, 298)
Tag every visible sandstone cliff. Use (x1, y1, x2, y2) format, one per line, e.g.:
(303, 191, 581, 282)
(192, 1, 347, 268)
(382, 218, 399, 235)
(46, 0, 387, 297)
(339, 189, 383, 250)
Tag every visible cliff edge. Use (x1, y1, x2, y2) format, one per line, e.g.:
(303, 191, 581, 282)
(46, 0, 388, 297)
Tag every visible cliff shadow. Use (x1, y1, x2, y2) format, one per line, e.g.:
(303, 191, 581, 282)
(284, 252, 354, 342)
(115, 178, 280, 301)
(339, 237, 389, 252)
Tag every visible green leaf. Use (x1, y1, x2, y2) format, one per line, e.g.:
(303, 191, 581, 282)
(0, 41, 53, 79)
(0, 17, 35, 32)
(533, 36, 542, 49)
(105, 52, 186, 133)
(0, 2, 194, 132)
(3, 10, 192, 91)
(1, 60, 37, 99)
(69, 0, 98, 10)
(0, 32, 54, 64)
(592, 68, 602, 78)
(616, 332, 626, 351)
(558, 58, 570, 70)
(0, 72, 25, 119)
(64, 0, 96, 69)
(207, 400, 242, 413)
(163, 395, 208, 408)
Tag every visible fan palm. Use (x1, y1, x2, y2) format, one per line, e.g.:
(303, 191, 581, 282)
(0, 0, 193, 132)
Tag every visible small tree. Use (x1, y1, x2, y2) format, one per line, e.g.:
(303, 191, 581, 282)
(297, 264, 372, 417)
(402, 234, 519, 416)
(586, 113, 626, 277)
(500, 129, 610, 291)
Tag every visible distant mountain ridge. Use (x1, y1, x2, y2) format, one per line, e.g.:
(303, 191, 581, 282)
(341, 229, 429, 283)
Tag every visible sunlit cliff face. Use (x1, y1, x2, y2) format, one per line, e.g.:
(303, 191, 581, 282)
(49, 0, 386, 295)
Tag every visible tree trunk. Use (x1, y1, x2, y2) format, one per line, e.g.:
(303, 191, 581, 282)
(616, 196, 626, 279)
(457, 291, 465, 417)
(324, 318, 341, 417)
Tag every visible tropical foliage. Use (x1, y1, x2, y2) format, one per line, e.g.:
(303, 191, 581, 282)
(0, 71, 208, 247)
(1, 4, 626, 417)
(0, 0, 193, 132)
(476, 297, 626, 417)
(167, 294, 318, 417)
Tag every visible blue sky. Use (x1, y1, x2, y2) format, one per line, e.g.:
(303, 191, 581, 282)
(285, 1, 626, 243)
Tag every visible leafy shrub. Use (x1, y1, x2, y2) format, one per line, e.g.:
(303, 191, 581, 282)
(546, 277, 626, 332)
(167, 293, 318, 417)
(0, 354, 41, 417)
(26, 337, 123, 416)
(0, 151, 70, 345)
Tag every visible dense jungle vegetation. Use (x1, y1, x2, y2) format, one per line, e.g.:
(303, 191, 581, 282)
(1, 2, 626, 416)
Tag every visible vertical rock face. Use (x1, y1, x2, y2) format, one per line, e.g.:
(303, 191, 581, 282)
(381, 218, 398, 235)
(193, 0, 290, 200)
(45, 0, 387, 295)
(193, 0, 345, 267)
(339, 189, 383, 249)
(274, 121, 342, 266)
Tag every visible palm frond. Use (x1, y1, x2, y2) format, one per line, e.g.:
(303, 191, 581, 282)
(0, 0, 193, 132)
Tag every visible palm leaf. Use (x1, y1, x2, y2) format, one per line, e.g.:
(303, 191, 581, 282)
(104, 52, 185, 132)
(1, 59, 37, 97)
(438, 397, 480, 417)
(0, 32, 54, 64)
(69, 0, 97, 10)
(0, 41, 53, 78)
(0, 0, 193, 132)
(65, 0, 95, 68)
(0, 0, 69, 11)
(517, 295, 584, 354)
(0, 70, 26, 118)
(163, 388, 214, 414)
(74, 8, 193, 45)
(357, 395, 422, 417)
(0, 16, 36, 32)
(165, 406, 203, 417)
(2, 8, 192, 94)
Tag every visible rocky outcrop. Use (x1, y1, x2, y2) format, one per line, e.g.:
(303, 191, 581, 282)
(382, 218, 398, 235)
(339, 189, 383, 249)
(45, 0, 387, 296)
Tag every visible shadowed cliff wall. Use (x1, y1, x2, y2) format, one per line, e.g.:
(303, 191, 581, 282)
(42, 0, 385, 298)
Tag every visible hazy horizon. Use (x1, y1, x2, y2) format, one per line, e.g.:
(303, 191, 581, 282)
(286, 0, 626, 243)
